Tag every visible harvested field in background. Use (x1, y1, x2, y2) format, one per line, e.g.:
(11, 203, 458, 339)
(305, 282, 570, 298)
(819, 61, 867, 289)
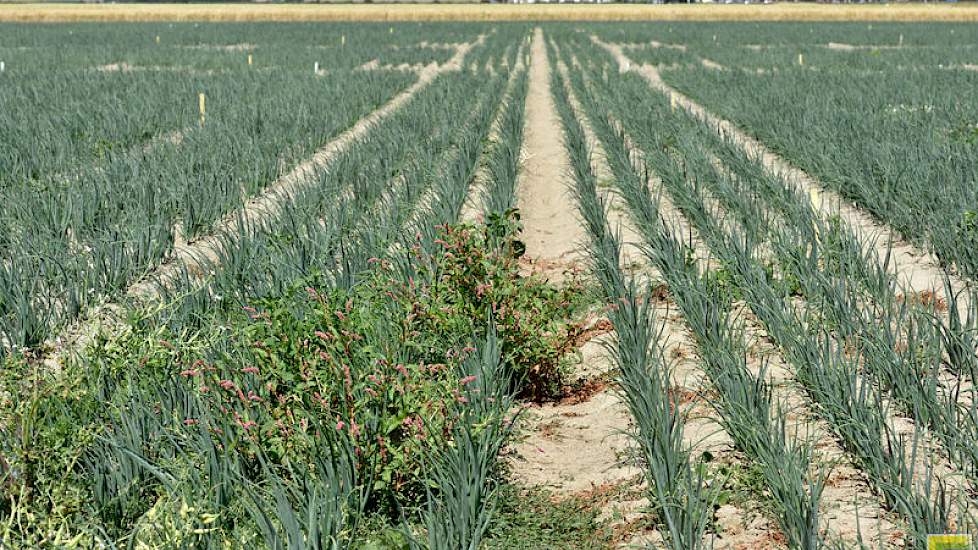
(2, 2, 978, 22)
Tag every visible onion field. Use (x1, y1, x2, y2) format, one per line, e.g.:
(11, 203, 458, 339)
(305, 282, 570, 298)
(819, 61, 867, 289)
(2, 20, 978, 550)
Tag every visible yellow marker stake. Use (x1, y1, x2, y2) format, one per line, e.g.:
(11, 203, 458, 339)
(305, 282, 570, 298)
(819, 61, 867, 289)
(389, 27, 393, 34)
(798, 53, 804, 66)
(670, 93, 677, 111)
(198, 93, 206, 126)
(808, 187, 822, 210)
(248, 54, 253, 66)
(927, 534, 971, 550)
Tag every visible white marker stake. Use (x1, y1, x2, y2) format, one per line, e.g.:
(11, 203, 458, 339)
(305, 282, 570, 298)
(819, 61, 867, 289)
(248, 54, 253, 66)
(899, 34, 904, 47)
(314, 61, 320, 74)
(670, 94, 677, 111)
(341, 35, 346, 47)
(713, 34, 717, 42)
(798, 53, 804, 66)
(389, 27, 393, 34)
(198, 93, 206, 126)
(155, 35, 160, 44)
(0, 61, 5, 73)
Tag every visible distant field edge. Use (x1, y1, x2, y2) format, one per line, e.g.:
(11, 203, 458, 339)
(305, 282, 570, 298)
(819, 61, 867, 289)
(2, 3, 978, 23)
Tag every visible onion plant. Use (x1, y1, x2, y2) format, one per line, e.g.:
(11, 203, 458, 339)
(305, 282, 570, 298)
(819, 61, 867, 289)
(558, 38, 975, 544)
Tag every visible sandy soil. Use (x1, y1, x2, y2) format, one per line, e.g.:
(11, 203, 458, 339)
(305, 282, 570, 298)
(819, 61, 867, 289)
(357, 58, 432, 74)
(621, 40, 688, 52)
(509, 338, 641, 494)
(565, 86, 792, 550)
(459, 41, 528, 223)
(182, 43, 256, 52)
(508, 28, 650, 545)
(588, 36, 907, 545)
(700, 58, 727, 70)
(515, 28, 587, 283)
(551, 44, 646, 273)
(736, 305, 902, 546)
(512, 32, 787, 548)
(825, 42, 904, 51)
(94, 62, 216, 75)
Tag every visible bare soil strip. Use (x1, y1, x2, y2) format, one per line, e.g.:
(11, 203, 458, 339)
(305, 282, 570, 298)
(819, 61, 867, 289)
(134, 35, 481, 296)
(356, 58, 432, 74)
(825, 42, 904, 51)
(549, 45, 662, 546)
(507, 28, 652, 545)
(700, 58, 727, 71)
(41, 35, 484, 371)
(181, 43, 256, 52)
(91, 62, 261, 76)
(620, 40, 688, 52)
(551, 45, 646, 271)
(594, 36, 971, 314)
(737, 305, 902, 546)
(601, 95, 892, 550)
(459, 41, 528, 223)
(515, 28, 587, 281)
(553, 72, 791, 543)
(395, 59, 514, 240)
(514, 35, 783, 548)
